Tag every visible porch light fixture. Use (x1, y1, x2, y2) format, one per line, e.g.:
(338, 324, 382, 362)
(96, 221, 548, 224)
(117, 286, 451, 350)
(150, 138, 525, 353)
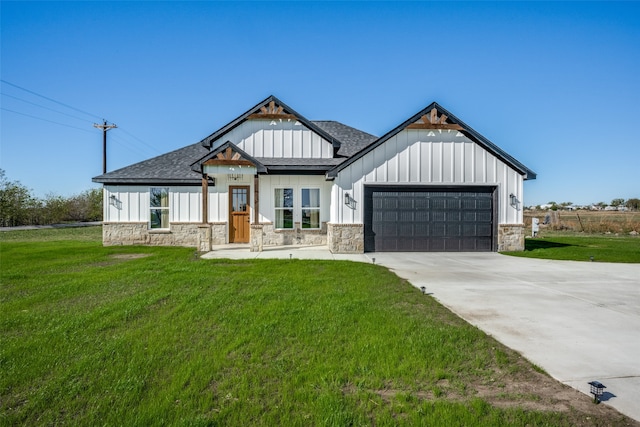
(109, 195, 122, 210)
(588, 381, 606, 403)
(207, 176, 216, 186)
(509, 193, 521, 210)
(344, 192, 356, 209)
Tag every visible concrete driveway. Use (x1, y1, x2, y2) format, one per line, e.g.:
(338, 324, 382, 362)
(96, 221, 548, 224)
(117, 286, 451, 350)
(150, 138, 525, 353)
(372, 252, 640, 421)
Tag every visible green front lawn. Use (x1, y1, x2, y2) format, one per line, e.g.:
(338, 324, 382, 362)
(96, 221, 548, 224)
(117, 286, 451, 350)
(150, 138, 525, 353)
(504, 235, 640, 263)
(0, 227, 632, 426)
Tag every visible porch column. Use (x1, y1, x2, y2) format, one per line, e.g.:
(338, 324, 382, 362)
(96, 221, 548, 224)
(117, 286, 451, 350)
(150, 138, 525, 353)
(250, 174, 263, 252)
(201, 175, 209, 224)
(253, 174, 259, 225)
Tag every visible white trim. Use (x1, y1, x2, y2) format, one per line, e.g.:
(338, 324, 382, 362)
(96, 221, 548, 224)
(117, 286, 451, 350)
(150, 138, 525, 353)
(149, 186, 170, 230)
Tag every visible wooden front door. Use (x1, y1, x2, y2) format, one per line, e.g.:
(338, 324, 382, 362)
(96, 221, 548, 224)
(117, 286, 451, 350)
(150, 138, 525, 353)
(229, 186, 250, 243)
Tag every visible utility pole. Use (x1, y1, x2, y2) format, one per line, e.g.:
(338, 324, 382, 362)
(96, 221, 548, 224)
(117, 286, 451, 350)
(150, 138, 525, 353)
(93, 120, 117, 173)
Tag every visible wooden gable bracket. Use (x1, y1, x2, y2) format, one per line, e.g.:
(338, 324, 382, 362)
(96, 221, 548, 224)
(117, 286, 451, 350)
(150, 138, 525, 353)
(406, 108, 464, 130)
(247, 100, 297, 120)
(203, 147, 255, 166)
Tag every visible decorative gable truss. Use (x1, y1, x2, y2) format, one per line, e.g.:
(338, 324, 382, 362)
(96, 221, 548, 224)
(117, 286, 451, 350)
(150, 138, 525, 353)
(191, 141, 267, 176)
(248, 100, 298, 122)
(406, 108, 464, 130)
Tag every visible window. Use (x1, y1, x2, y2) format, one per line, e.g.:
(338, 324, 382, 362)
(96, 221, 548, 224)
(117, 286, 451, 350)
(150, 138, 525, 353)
(275, 188, 294, 229)
(150, 187, 169, 229)
(301, 188, 320, 229)
(274, 187, 322, 229)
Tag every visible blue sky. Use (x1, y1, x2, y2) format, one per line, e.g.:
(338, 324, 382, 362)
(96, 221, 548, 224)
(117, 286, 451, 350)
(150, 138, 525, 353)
(1, 1, 639, 206)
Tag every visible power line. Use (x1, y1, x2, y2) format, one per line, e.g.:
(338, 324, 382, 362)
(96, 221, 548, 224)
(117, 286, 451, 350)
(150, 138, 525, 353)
(1, 92, 93, 123)
(1, 107, 94, 133)
(0, 79, 103, 121)
(110, 133, 158, 159)
(118, 126, 161, 155)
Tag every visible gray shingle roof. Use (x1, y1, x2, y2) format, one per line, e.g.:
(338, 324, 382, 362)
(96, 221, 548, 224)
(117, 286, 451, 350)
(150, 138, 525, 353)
(92, 143, 209, 184)
(92, 98, 535, 185)
(254, 157, 345, 173)
(312, 121, 378, 157)
(92, 117, 373, 184)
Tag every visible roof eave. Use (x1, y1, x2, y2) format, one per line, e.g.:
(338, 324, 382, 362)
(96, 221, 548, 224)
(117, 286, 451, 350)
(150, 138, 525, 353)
(92, 178, 202, 185)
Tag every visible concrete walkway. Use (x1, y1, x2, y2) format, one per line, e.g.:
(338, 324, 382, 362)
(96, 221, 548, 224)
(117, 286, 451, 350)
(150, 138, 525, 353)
(201, 244, 371, 262)
(201, 246, 640, 421)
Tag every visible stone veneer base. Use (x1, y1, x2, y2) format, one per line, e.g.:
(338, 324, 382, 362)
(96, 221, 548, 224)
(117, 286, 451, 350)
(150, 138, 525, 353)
(327, 223, 364, 254)
(103, 221, 513, 253)
(103, 222, 222, 251)
(498, 224, 525, 252)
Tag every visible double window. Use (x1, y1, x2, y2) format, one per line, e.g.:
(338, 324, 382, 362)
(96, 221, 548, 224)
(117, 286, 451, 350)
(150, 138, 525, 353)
(150, 187, 169, 229)
(275, 188, 320, 229)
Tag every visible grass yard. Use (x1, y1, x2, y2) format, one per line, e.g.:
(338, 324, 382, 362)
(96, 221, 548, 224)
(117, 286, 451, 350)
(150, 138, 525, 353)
(1, 227, 636, 426)
(504, 235, 640, 263)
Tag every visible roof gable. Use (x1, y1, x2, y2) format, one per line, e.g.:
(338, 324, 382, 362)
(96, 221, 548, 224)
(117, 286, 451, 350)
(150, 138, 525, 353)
(327, 102, 536, 180)
(190, 141, 267, 174)
(200, 95, 342, 153)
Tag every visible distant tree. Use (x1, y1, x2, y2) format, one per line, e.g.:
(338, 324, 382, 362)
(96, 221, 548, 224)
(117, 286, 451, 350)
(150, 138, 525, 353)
(596, 202, 607, 209)
(626, 198, 640, 211)
(0, 169, 103, 226)
(611, 198, 625, 207)
(41, 193, 68, 224)
(0, 169, 37, 227)
(68, 188, 103, 221)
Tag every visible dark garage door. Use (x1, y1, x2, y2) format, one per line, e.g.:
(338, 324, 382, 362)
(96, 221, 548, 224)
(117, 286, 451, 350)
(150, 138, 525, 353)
(364, 186, 495, 252)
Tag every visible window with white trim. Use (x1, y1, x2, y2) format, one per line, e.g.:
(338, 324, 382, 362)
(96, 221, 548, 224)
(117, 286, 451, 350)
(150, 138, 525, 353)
(301, 188, 320, 229)
(274, 188, 294, 229)
(150, 187, 169, 229)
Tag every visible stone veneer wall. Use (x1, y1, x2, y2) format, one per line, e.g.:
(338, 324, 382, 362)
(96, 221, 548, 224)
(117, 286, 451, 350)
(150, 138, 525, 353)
(209, 222, 227, 246)
(103, 222, 220, 251)
(498, 224, 524, 252)
(257, 222, 328, 247)
(327, 223, 364, 254)
(250, 224, 264, 252)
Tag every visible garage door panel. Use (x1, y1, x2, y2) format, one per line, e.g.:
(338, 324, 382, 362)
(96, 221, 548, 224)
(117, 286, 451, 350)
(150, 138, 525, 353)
(381, 224, 398, 237)
(446, 212, 461, 221)
(365, 187, 495, 252)
(477, 224, 493, 237)
(383, 211, 397, 221)
(399, 223, 414, 236)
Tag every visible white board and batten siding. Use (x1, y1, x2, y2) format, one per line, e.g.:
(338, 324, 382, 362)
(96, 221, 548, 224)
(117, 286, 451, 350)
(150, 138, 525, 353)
(104, 175, 332, 226)
(210, 119, 334, 159)
(331, 129, 525, 225)
(104, 186, 202, 224)
(258, 175, 332, 225)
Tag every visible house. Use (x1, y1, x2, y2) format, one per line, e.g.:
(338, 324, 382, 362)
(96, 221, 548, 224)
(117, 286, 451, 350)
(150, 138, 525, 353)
(93, 95, 536, 253)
